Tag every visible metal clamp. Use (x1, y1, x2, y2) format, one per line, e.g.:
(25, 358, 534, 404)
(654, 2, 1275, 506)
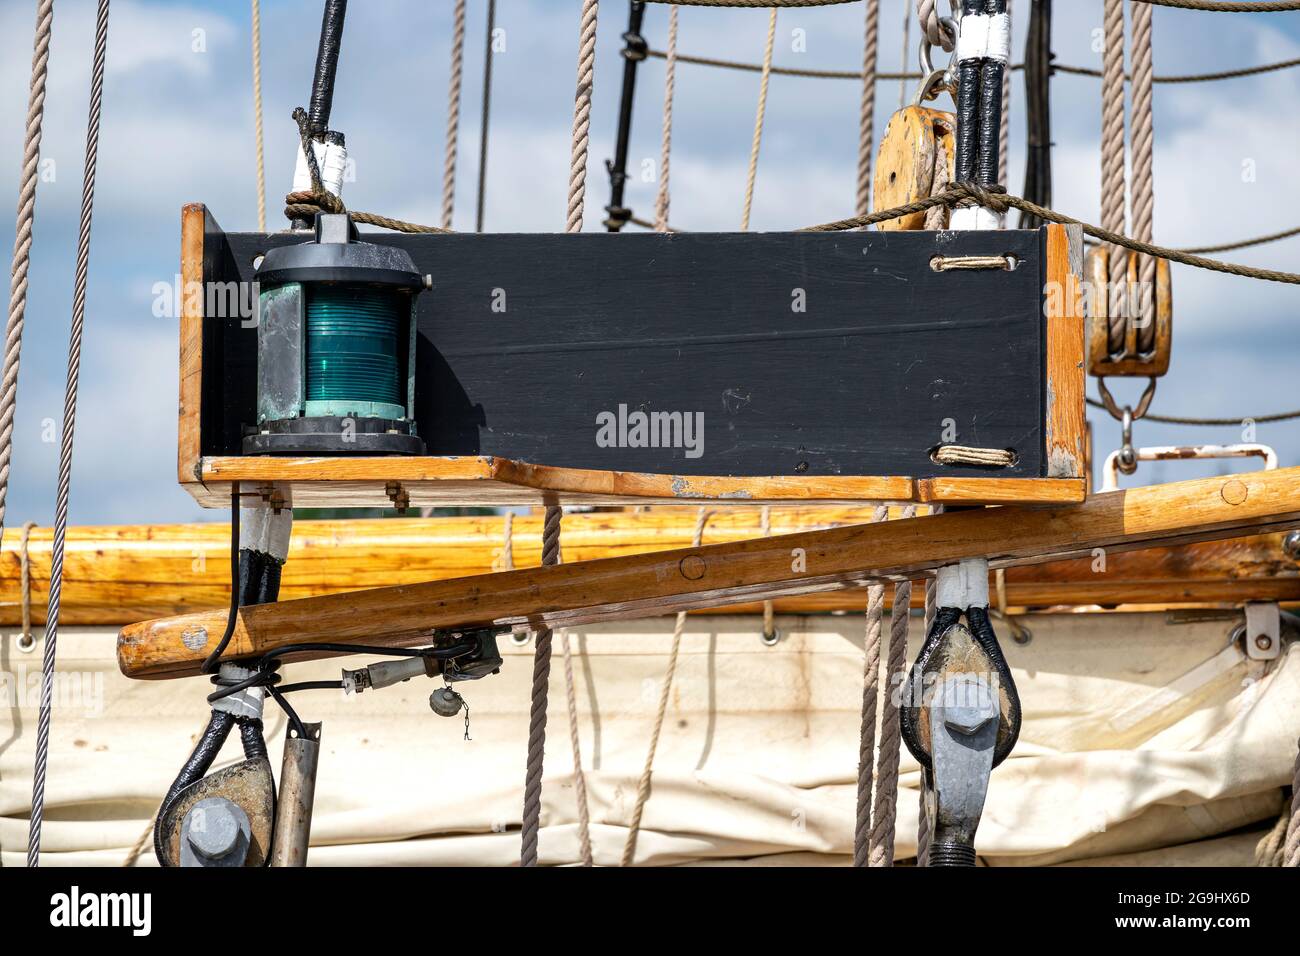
(912, 17, 959, 106)
(927, 674, 998, 867)
(1101, 442, 1278, 492)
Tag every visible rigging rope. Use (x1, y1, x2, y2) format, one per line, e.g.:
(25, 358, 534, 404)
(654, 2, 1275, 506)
(28, 0, 109, 868)
(867, 506, 916, 866)
(760, 506, 775, 640)
(622, 507, 712, 866)
(855, 0, 881, 219)
(251, 0, 266, 231)
(643, 0, 856, 6)
(520, 505, 562, 867)
(649, 48, 1300, 85)
(852, 504, 889, 868)
(1085, 395, 1300, 425)
(656, 5, 679, 232)
(1285, 739, 1300, 867)
(1174, 224, 1300, 254)
(559, 628, 594, 866)
(1132, 0, 1300, 10)
(998, 0, 1013, 188)
(519, 0, 599, 869)
(1130, 0, 1157, 352)
(1101, 0, 1128, 351)
(916, 0, 956, 51)
(442, 0, 467, 230)
(801, 181, 1300, 286)
(740, 8, 778, 231)
(0, 0, 54, 552)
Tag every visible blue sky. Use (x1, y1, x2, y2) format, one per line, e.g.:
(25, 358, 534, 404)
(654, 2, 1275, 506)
(1, 0, 1298, 525)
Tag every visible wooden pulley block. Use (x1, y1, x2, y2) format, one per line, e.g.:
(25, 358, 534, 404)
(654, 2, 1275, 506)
(872, 105, 955, 231)
(1085, 245, 1172, 377)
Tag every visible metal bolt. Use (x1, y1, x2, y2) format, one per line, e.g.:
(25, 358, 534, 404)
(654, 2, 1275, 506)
(1284, 530, 1300, 561)
(939, 676, 998, 736)
(186, 798, 241, 861)
(1255, 634, 1274, 652)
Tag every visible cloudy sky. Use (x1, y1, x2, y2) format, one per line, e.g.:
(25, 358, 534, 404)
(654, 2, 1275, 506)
(1, 0, 1297, 525)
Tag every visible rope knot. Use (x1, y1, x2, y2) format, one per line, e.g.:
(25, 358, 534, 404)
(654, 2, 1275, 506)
(943, 181, 1010, 212)
(285, 106, 347, 225)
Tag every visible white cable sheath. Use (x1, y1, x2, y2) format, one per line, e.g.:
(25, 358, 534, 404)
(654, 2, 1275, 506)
(292, 139, 348, 197)
(956, 13, 1010, 64)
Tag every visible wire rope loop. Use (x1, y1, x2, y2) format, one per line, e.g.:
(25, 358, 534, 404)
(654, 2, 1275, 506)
(914, 18, 959, 104)
(1096, 375, 1158, 422)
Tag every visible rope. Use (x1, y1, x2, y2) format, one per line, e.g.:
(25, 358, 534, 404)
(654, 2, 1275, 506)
(520, 505, 562, 867)
(18, 520, 38, 652)
(1132, 0, 1300, 10)
(655, 5, 679, 232)
(1174, 224, 1300, 254)
(916, 0, 956, 52)
(1285, 738, 1300, 867)
(647, 47, 922, 80)
(28, 0, 109, 869)
(648, 49, 1300, 85)
(559, 630, 594, 866)
(1101, 0, 1128, 352)
(1087, 396, 1300, 425)
(622, 508, 711, 866)
(497, 510, 514, 570)
(121, 814, 156, 868)
(853, 504, 889, 868)
(251, 0, 266, 231)
(441, 0, 467, 230)
(1130, 0, 1156, 352)
(0, 0, 54, 551)
(898, 0, 910, 107)
(855, 0, 881, 219)
(867, 506, 916, 866)
(476, 0, 496, 232)
(740, 8, 778, 232)
(566, 0, 600, 234)
(917, 503, 941, 865)
(800, 181, 1300, 286)
(932, 444, 1016, 467)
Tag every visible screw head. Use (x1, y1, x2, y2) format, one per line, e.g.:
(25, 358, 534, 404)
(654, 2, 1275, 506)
(1283, 530, 1300, 560)
(1255, 634, 1274, 651)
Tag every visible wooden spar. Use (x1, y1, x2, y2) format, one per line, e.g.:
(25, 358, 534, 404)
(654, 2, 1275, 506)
(6, 512, 1299, 626)
(117, 465, 1300, 680)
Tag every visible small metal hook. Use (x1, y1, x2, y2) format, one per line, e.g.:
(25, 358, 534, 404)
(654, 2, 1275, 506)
(912, 17, 959, 106)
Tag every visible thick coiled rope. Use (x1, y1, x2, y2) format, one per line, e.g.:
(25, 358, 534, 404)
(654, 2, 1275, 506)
(1285, 738, 1300, 867)
(0, 0, 54, 551)
(622, 507, 711, 866)
(855, 0, 881, 219)
(28, 0, 109, 868)
(442, 0, 466, 230)
(520, 504, 563, 867)
(852, 504, 889, 868)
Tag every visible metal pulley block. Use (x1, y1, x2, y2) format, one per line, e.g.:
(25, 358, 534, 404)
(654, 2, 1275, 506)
(900, 559, 1022, 867)
(1085, 245, 1172, 377)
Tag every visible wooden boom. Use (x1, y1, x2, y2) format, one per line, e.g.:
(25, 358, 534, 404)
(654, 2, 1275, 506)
(6, 512, 1299, 626)
(118, 466, 1300, 680)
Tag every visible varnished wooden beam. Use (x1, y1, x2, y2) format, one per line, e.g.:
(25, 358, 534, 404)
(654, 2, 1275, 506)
(118, 466, 1300, 680)
(5, 511, 1297, 626)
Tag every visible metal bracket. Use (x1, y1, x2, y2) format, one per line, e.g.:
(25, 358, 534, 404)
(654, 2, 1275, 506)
(1243, 601, 1281, 661)
(926, 673, 998, 867)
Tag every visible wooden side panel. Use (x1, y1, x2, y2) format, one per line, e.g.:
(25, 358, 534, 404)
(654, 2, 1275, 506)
(177, 204, 206, 483)
(1044, 223, 1086, 478)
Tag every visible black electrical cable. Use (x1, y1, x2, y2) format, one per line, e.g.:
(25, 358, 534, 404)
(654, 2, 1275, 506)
(954, 0, 983, 183)
(199, 483, 241, 674)
(475, 0, 497, 232)
(1018, 0, 1053, 228)
(976, 0, 1009, 186)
